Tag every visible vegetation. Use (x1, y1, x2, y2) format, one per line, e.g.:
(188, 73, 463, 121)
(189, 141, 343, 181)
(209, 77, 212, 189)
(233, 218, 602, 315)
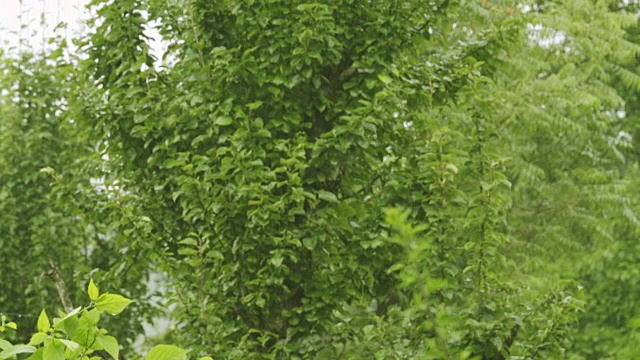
(1, 0, 639, 359)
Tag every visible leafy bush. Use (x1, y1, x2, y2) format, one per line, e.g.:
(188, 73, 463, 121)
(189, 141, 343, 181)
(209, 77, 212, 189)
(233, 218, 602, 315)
(0, 281, 194, 360)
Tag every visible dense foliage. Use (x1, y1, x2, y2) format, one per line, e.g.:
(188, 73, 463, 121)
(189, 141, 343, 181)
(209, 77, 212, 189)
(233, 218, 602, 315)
(1, 0, 639, 359)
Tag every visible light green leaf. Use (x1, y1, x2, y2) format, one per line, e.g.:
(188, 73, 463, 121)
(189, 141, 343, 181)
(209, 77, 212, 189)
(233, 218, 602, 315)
(270, 255, 284, 268)
(28, 333, 49, 346)
(58, 339, 80, 352)
(88, 279, 99, 301)
(0, 340, 12, 350)
(37, 309, 50, 333)
(24, 348, 43, 360)
(214, 116, 233, 126)
(377, 73, 393, 85)
(145, 345, 188, 360)
(43, 343, 65, 360)
(95, 294, 133, 315)
(84, 308, 101, 325)
(303, 238, 317, 251)
(4, 322, 16, 330)
(54, 306, 82, 329)
(178, 238, 198, 246)
(0, 345, 37, 359)
(96, 335, 119, 360)
(317, 190, 338, 203)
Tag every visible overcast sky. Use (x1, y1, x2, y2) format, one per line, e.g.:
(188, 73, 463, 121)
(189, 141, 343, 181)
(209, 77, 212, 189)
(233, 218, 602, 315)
(0, 0, 88, 51)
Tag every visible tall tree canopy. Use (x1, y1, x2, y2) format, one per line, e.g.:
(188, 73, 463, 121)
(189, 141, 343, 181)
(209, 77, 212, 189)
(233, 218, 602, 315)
(1, 0, 639, 359)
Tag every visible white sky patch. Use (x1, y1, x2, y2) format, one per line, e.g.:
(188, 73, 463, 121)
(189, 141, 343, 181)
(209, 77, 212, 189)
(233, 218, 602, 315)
(527, 23, 567, 49)
(0, 0, 89, 53)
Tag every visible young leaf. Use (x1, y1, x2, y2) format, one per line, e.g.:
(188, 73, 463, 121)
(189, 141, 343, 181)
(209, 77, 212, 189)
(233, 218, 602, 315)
(84, 308, 101, 325)
(28, 333, 49, 346)
(377, 73, 393, 85)
(24, 348, 43, 360)
(88, 279, 99, 301)
(0, 340, 12, 350)
(37, 310, 50, 333)
(4, 322, 16, 330)
(0, 345, 37, 359)
(96, 335, 119, 360)
(58, 339, 80, 352)
(145, 345, 188, 360)
(53, 306, 82, 329)
(43, 343, 65, 360)
(95, 294, 133, 315)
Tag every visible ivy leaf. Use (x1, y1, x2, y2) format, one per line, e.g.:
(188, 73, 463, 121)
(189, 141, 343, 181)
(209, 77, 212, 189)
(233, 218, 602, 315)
(37, 309, 50, 333)
(95, 294, 133, 315)
(145, 345, 188, 360)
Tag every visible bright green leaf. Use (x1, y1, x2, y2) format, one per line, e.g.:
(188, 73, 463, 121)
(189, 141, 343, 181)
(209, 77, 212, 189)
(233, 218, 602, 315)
(96, 335, 119, 360)
(214, 116, 233, 126)
(37, 309, 50, 333)
(43, 343, 65, 360)
(95, 294, 133, 315)
(28, 333, 49, 346)
(88, 279, 99, 301)
(145, 345, 188, 360)
(0, 345, 37, 359)
(377, 73, 393, 85)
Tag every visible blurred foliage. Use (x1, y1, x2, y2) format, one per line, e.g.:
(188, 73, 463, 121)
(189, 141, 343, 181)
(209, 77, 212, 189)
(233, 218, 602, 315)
(1, 0, 640, 359)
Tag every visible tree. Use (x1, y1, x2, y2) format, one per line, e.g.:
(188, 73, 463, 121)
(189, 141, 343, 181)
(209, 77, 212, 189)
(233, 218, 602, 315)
(2, 0, 640, 359)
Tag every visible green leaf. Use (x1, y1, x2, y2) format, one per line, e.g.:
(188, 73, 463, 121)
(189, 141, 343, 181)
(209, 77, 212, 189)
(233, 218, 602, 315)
(28, 333, 49, 346)
(0, 340, 12, 350)
(58, 339, 80, 352)
(302, 238, 317, 250)
(24, 348, 43, 360)
(0, 345, 37, 359)
(95, 294, 133, 315)
(270, 255, 284, 268)
(377, 73, 393, 85)
(214, 116, 233, 126)
(96, 335, 119, 360)
(84, 308, 101, 325)
(88, 279, 99, 301)
(145, 345, 188, 360)
(317, 190, 338, 203)
(43, 343, 65, 360)
(4, 322, 16, 330)
(37, 309, 50, 333)
(54, 306, 82, 329)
